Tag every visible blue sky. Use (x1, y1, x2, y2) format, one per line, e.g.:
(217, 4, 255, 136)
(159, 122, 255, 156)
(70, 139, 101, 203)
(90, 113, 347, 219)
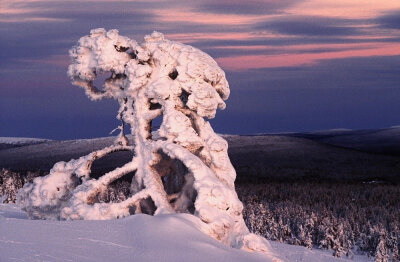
(1, 0, 400, 139)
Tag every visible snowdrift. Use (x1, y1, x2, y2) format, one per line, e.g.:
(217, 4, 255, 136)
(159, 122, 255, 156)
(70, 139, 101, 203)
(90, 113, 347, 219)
(0, 204, 271, 262)
(0, 204, 367, 262)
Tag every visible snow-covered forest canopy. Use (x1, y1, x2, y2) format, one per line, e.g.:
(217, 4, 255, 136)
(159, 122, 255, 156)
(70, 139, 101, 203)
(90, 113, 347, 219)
(16, 29, 276, 257)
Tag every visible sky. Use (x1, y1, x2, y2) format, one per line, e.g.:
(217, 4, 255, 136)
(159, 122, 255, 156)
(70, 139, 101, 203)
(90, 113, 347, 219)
(1, 0, 400, 139)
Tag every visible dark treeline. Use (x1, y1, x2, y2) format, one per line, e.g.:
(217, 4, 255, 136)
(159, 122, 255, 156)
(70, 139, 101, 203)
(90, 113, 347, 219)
(237, 182, 400, 261)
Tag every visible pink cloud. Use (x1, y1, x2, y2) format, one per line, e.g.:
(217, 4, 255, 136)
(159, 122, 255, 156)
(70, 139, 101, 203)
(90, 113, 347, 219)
(213, 42, 388, 52)
(286, 0, 400, 19)
(21, 54, 70, 68)
(165, 32, 279, 44)
(216, 43, 400, 71)
(152, 8, 269, 26)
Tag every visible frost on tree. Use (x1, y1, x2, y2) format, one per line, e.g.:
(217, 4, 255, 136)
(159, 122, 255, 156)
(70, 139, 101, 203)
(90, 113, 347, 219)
(18, 29, 274, 254)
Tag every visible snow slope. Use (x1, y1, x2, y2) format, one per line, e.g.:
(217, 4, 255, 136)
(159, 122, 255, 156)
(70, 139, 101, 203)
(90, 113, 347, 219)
(0, 137, 50, 145)
(1, 132, 400, 182)
(0, 137, 51, 150)
(0, 136, 129, 173)
(294, 126, 400, 155)
(0, 204, 270, 262)
(0, 204, 369, 262)
(317, 127, 400, 155)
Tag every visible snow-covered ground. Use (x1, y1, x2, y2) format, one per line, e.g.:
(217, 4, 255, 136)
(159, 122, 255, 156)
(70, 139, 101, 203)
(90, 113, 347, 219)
(0, 204, 370, 262)
(0, 137, 51, 145)
(270, 242, 371, 262)
(0, 137, 51, 151)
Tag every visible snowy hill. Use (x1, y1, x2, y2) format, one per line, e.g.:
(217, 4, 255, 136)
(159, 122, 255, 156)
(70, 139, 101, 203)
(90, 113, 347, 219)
(0, 204, 369, 262)
(293, 126, 400, 155)
(0, 137, 51, 150)
(1, 128, 400, 182)
(0, 136, 133, 174)
(0, 137, 50, 145)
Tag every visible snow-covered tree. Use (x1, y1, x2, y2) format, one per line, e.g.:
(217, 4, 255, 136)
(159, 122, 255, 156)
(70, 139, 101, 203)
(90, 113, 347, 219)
(392, 236, 399, 262)
(17, 29, 277, 257)
(375, 233, 389, 262)
(333, 223, 345, 257)
(0, 169, 23, 203)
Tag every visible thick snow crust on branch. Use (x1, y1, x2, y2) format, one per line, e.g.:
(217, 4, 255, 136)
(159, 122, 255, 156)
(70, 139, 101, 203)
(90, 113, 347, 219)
(18, 29, 277, 258)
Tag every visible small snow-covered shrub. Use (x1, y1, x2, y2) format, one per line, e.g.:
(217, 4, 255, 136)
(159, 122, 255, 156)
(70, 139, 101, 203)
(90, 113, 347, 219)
(17, 29, 277, 257)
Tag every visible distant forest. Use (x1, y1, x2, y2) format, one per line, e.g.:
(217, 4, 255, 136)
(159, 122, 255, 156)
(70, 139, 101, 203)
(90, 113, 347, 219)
(238, 182, 399, 261)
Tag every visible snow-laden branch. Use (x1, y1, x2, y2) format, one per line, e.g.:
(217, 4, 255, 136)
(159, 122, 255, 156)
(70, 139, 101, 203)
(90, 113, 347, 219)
(17, 28, 278, 259)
